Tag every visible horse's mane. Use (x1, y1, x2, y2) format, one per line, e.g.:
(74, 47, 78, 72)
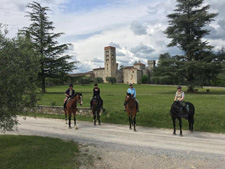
(71, 92, 82, 99)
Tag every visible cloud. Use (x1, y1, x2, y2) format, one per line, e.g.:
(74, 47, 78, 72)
(2, 0, 225, 74)
(116, 51, 126, 56)
(130, 21, 147, 35)
(130, 43, 155, 59)
(109, 42, 121, 49)
(91, 58, 104, 63)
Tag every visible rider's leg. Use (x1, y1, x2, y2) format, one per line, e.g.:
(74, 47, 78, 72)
(136, 99, 139, 112)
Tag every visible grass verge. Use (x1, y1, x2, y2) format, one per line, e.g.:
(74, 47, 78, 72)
(0, 135, 93, 169)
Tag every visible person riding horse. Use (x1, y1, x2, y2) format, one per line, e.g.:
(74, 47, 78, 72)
(90, 83, 103, 110)
(124, 84, 139, 112)
(64, 84, 75, 109)
(174, 85, 187, 118)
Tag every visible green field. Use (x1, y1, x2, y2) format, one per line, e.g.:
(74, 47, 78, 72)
(36, 84, 225, 133)
(0, 135, 92, 169)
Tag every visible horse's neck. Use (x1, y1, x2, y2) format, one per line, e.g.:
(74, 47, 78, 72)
(127, 99, 135, 107)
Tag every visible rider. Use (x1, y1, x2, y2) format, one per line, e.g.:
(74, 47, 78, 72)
(64, 84, 75, 109)
(90, 83, 103, 110)
(124, 84, 139, 112)
(174, 85, 186, 117)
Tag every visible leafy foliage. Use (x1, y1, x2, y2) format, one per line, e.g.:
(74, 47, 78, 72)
(141, 75, 149, 84)
(23, 1, 78, 92)
(94, 77, 104, 83)
(163, 0, 220, 91)
(106, 77, 116, 84)
(0, 24, 39, 131)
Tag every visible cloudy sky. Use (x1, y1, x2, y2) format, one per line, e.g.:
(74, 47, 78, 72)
(1, 0, 225, 73)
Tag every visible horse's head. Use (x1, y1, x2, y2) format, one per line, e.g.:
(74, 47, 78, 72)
(125, 92, 135, 102)
(75, 92, 83, 105)
(92, 96, 100, 107)
(170, 101, 180, 115)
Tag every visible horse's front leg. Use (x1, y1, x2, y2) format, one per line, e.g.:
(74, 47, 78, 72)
(73, 112, 78, 130)
(172, 116, 176, 135)
(97, 109, 100, 125)
(68, 114, 71, 129)
(133, 116, 136, 132)
(93, 110, 96, 125)
(179, 118, 183, 136)
(64, 109, 67, 124)
(129, 115, 132, 130)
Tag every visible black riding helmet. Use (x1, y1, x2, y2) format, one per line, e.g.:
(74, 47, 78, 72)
(177, 85, 182, 89)
(69, 84, 73, 87)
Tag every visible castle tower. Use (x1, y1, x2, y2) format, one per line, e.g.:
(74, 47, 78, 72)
(147, 60, 156, 71)
(104, 46, 117, 81)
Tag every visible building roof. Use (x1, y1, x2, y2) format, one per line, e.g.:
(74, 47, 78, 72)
(123, 66, 134, 69)
(93, 67, 105, 71)
(69, 71, 93, 77)
(134, 62, 145, 66)
(104, 46, 116, 50)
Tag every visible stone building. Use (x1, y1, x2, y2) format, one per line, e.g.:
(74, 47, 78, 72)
(70, 46, 155, 84)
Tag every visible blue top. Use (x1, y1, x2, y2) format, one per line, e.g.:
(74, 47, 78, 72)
(127, 88, 136, 97)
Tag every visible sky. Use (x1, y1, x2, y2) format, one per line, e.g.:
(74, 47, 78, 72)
(1, 0, 225, 73)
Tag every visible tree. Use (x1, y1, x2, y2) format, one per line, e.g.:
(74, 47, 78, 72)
(141, 75, 149, 84)
(165, 0, 219, 92)
(23, 1, 78, 92)
(106, 77, 116, 84)
(94, 77, 104, 83)
(152, 53, 184, 84)
(0, 24, 39, 131)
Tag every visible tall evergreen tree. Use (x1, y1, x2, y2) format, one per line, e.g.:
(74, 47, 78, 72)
(23, 1, 77, 92)
(164, 0, 219, 91)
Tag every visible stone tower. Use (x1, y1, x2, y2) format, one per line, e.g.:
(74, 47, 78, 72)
(147, 60, 156, 71)
(104, 46, 117, 81)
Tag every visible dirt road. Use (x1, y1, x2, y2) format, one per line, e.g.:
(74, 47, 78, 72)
(3, 116, 225, 169)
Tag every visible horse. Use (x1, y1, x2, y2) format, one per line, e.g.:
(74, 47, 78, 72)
(92, 96, 101, 125)
(170, 101, 195, 136)
(64, 92, 83, 129)
(125, 93, 137, 131)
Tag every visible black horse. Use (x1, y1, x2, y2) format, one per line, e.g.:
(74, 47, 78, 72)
(92, 96, 101, 125)
(170, 101, 195, 136)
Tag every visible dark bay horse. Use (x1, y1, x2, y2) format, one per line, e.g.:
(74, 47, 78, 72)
(170, 101, 195, 136)
(64, 92, 83, 129)
(92, 96, 101, 125)
(125, 93, 137, 131)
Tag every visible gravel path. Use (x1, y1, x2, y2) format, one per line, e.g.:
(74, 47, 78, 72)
(2, 116, 225, 169)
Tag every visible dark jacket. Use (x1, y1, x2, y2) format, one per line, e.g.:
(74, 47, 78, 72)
(93, 88, 100, 97)
(65, 88, 75, 97)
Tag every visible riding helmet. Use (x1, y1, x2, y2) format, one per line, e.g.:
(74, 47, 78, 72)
(69, 84, 73, 87)
(177, 85, 182, 89)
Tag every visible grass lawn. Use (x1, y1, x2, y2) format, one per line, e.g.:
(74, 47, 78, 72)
(0, 135, 90, 169)
(36, 84, 225, 133)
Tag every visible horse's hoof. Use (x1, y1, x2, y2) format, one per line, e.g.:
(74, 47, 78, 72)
(134, 129, 137, 132)
(173, 133, 176, 135)
(180, 134, 183, 137)
(69, 126, 72, 129)
(75, 126, 78, 130)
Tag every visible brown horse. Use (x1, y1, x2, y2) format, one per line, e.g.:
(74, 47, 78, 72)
(64, 92, 83, 129)
(125, 93, 137, 131)
(92, 96, 101, 125)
